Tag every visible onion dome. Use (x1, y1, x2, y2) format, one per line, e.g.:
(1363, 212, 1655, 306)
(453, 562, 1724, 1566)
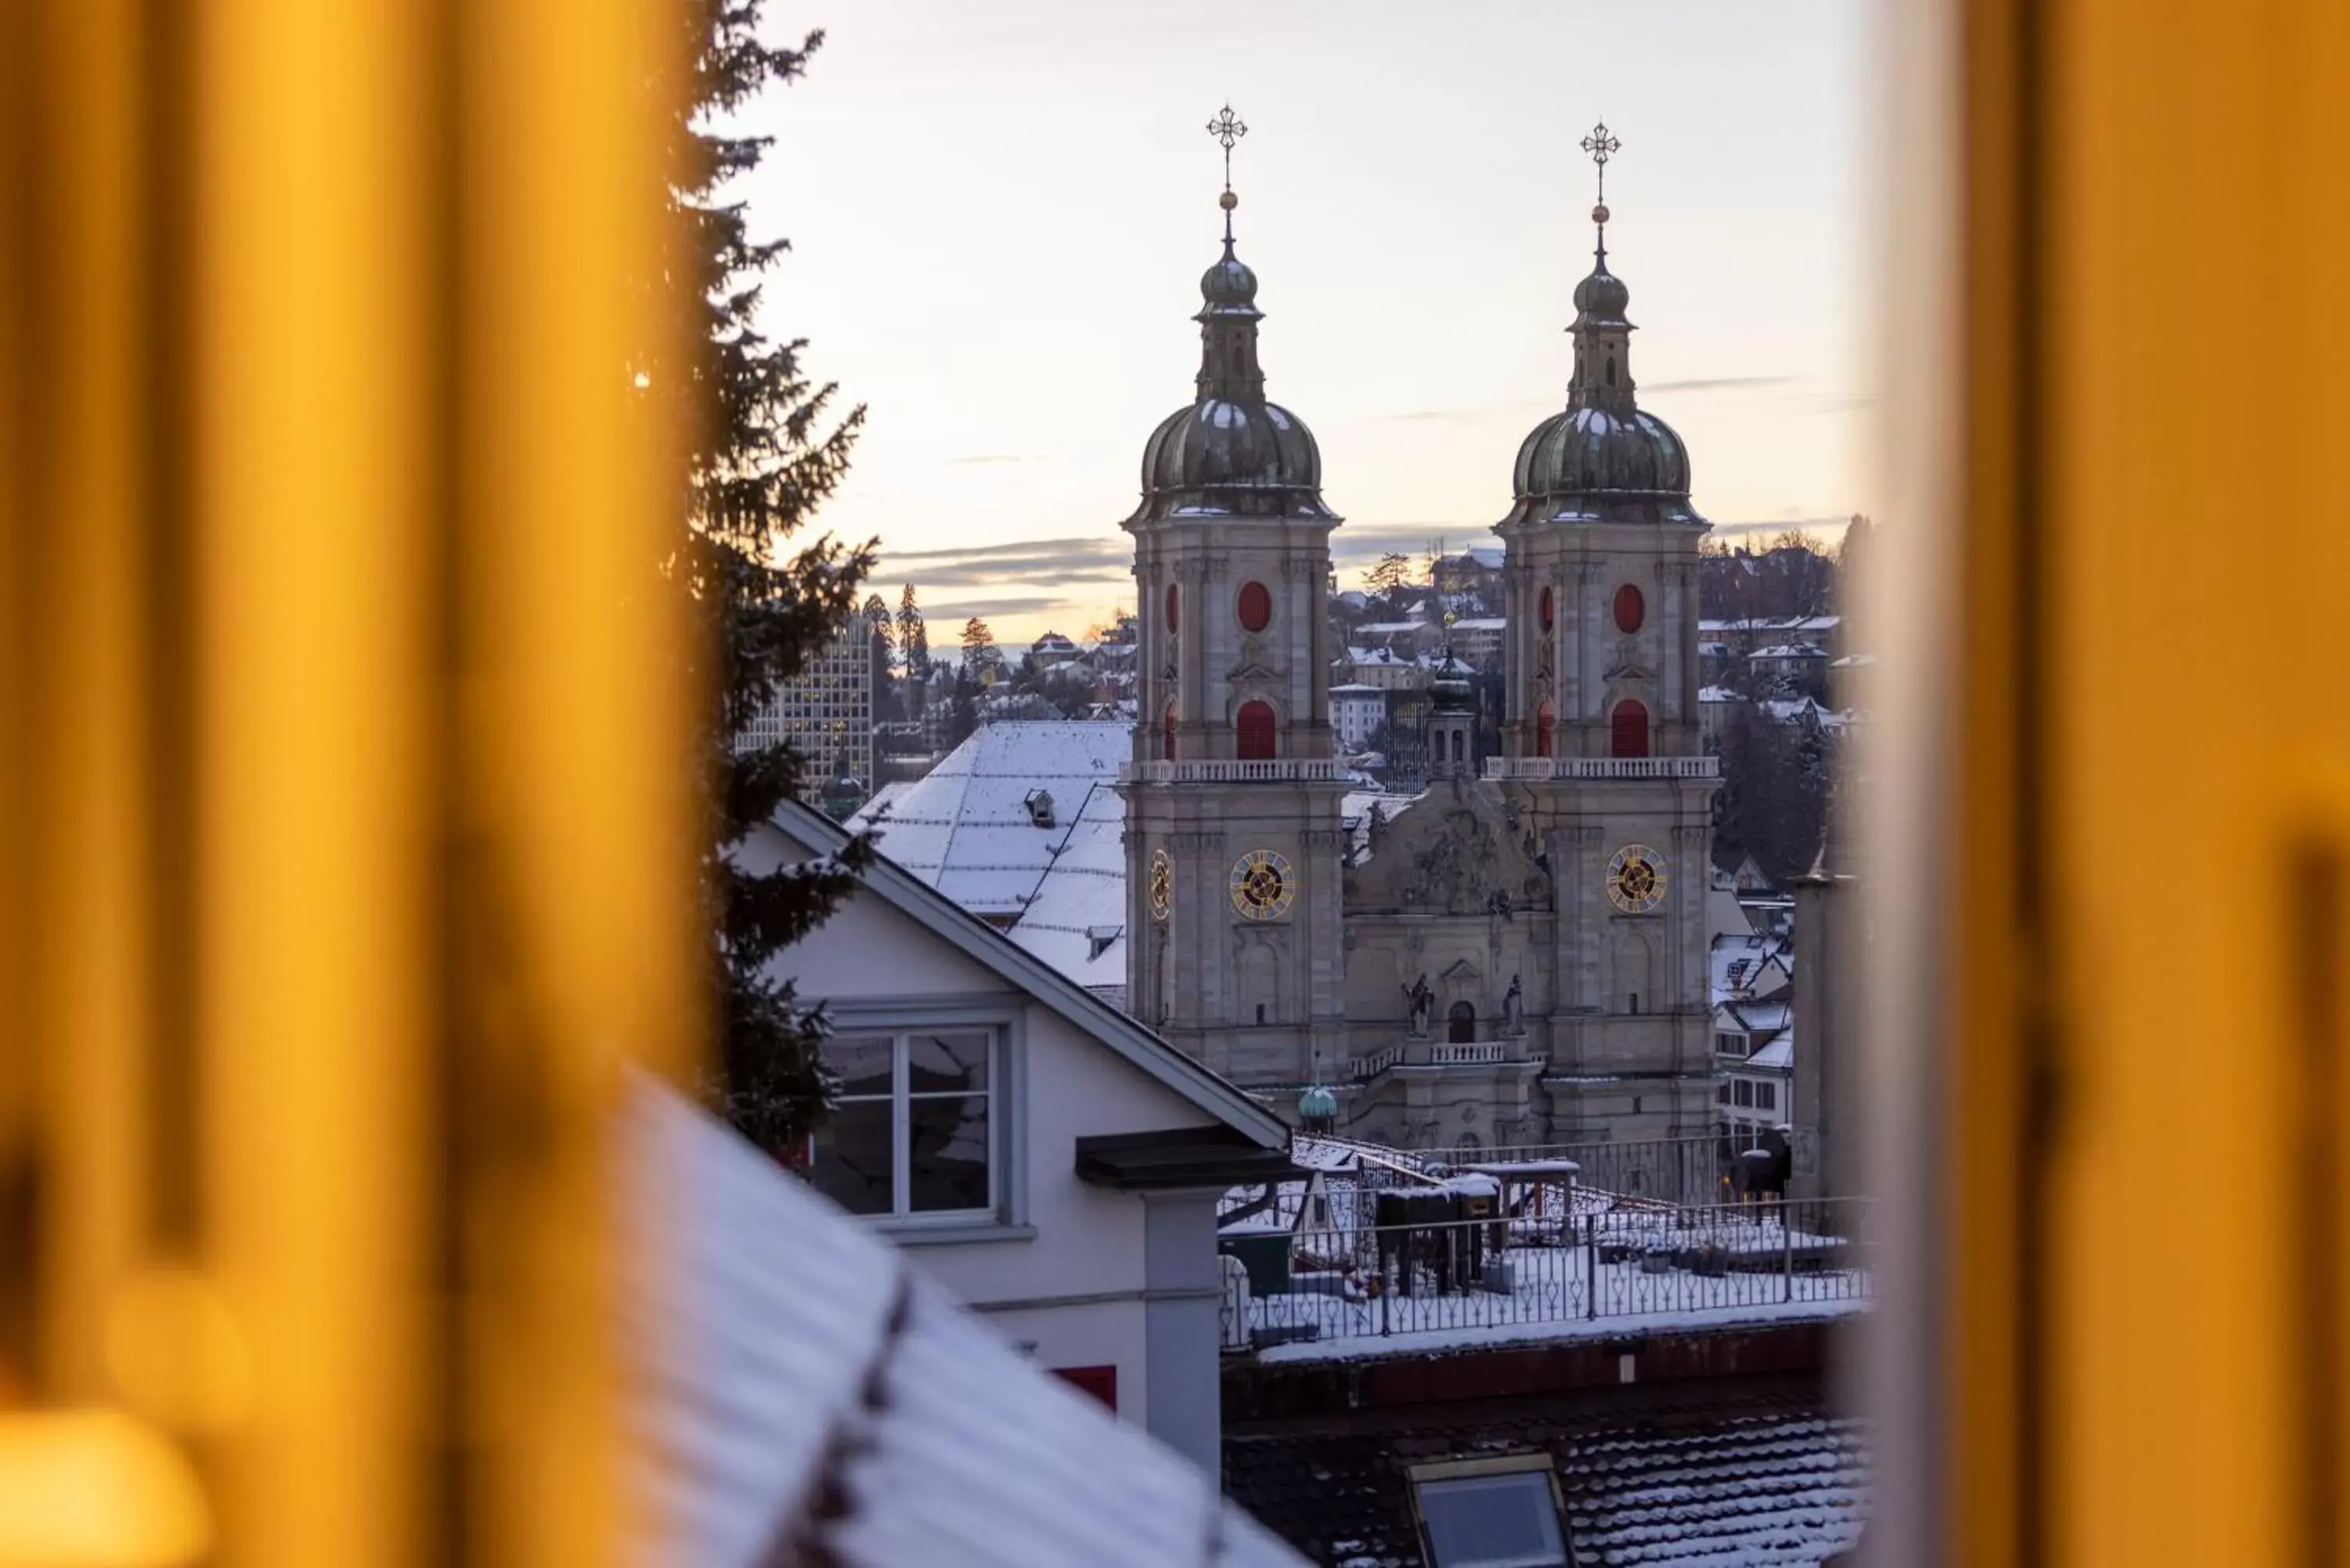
(1499, 189, 1705, 529)
(1296, 1084, 1339, 1127)
(1428, 649, 1477, 710)
(1126, 193, 1336, 526)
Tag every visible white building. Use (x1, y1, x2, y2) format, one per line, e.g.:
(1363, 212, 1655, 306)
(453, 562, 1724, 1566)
(741, 620, 873, 805)
(1328, 683, 1386, 753)
(754, 797, 1293, 1478)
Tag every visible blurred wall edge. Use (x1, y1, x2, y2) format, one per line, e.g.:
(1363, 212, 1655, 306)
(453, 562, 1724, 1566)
(0, 3, 703, 1566)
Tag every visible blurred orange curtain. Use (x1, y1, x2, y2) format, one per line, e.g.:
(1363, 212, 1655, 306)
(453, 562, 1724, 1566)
(1, 2, 700, 1566)
(1873, 0, 2350, 1563)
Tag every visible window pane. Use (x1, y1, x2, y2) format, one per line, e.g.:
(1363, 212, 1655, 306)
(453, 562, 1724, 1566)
(907, 1030, 990, 1093)
(906, 1093, 989, 1212)
(808, 1100, 895, 1216)
(825, 1034, 895, 1099)
(1418, 1473, 1567, 1567)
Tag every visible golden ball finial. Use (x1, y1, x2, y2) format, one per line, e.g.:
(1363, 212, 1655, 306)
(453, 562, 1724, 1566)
(1220, 190, 1238, 211)
(1592, 202, 1610, 226)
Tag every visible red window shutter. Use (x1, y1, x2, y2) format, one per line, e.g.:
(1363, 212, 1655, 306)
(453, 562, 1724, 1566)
(1051, 1364, 1118, 1412)
(1613, 583, 1646, 633)
(1611, 699, 1650, 758)
(1237, 580, 1272, 632)
(1535, 699, 1555, 759)
(1237, 700, 1276, 761)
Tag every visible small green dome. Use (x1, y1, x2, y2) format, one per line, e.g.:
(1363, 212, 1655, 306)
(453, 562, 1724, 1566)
(1297, 1085, 1338, 1122)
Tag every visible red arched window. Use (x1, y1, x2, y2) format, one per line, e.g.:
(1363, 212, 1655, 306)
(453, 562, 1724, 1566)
(1165, 582, 1180, 634)
(1538, 585, 1555, 632)
(1162, 703, 1177, 760)
(1613, 583, 1646, 633)
(1236, 700, 1276, 761)
(1535, 699, 1555, 759)
(1611, 699, 1650, 758)
(1237, 580, 1272, 632)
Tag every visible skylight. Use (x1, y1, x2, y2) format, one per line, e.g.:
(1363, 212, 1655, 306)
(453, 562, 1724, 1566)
(1410, 1456, 1567, 1568)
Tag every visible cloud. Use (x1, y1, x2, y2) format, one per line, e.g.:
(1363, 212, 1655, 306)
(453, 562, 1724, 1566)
(1643, 375, 1798, 393)
(919, 594, 1099, 623)
(877, 535, 1131, 588)
(1326, 522, 1495, 564)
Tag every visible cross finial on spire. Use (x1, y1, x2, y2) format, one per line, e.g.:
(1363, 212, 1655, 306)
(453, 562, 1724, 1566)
(1579, 121, 1621, 257)
(1206, 104, 1248, 246)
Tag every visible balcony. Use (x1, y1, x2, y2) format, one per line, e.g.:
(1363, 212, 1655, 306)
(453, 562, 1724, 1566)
(1121, 757, 1346, 784)
(1482, 755, 1720, 782)
(1350, 1036, 1538, 1081)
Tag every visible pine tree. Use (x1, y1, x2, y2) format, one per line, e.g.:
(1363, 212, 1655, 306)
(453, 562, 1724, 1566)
(863, 592, 898, 724)
(667, 4, 873, 1155)
(959, 616, 1000, 681)
(1365, 551, 1412, 596)
(896, 582, 929, 717)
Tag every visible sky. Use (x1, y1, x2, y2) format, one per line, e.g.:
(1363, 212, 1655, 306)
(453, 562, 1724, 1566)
(739, 0, 1871, 646)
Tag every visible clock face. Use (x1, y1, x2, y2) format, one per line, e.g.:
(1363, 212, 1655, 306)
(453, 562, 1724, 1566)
(1148, 849, 1172, 920)
(1229, 848, 1296, 921)
(1606, 844, 1667, 913)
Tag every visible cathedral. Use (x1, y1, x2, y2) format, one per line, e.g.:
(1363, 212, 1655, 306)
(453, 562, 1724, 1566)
(1119, 118, 1719, 1149)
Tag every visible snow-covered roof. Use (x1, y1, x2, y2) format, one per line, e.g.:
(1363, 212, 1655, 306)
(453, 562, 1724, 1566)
(1745, 1031, 1795, 1071)
(1327, 683, 1383, 697)
(1355, 620, 1431, 636)
(624, 1082, 1306, 1567)
(1447, 616, 1508, 632)
(1724, 997, 1792, 1036)
(1007, 768, 1130, 984)
(776, 797, 1284, 1145)
(1752, 643, 1828, 660)
(1698, 685, 1741, 703)
(1711, 930, 1794, 1003)
(849, 721, 1125, 919)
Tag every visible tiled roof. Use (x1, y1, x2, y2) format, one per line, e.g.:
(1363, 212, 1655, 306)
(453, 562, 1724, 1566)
(1224, 1376, 1866, 1568)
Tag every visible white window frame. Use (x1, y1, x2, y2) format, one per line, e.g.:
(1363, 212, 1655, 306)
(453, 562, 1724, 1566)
(817, 995, 1032, 1245)
(1716, 1029, 1749, 1058)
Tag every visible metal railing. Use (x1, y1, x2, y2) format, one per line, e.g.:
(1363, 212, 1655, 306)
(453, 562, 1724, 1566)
(1120, 757, 1345, 784)
(1481, 755, 1720, 782)
(1404, 1135, 1735, 1209)
(1221, 1197, 1870, 1353)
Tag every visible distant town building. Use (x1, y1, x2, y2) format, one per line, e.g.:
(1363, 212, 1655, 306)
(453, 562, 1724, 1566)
(739, 620, 872, 811)
(1029, 630, 1080, 667)
(1328, 683, 1385, 753)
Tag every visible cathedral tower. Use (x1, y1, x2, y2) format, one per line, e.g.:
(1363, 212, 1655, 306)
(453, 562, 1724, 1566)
(1123, 109, 1349, 1089)
(1492, 125, 1719, 1140)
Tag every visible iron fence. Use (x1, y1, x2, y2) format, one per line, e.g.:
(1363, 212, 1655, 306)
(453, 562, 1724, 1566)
(1220, 1196, 1870, 1354)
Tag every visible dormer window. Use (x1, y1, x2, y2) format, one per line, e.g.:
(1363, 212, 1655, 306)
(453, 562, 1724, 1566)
(1023, 789, 1055, 828)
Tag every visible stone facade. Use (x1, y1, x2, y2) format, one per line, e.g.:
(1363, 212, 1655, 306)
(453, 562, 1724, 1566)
(1122, 176, 1717, 1152)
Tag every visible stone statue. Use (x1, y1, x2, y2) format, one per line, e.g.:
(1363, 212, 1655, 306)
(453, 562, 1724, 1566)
(1502, 974, 1525, 1036)
(1403, 974, 1434, 1038)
